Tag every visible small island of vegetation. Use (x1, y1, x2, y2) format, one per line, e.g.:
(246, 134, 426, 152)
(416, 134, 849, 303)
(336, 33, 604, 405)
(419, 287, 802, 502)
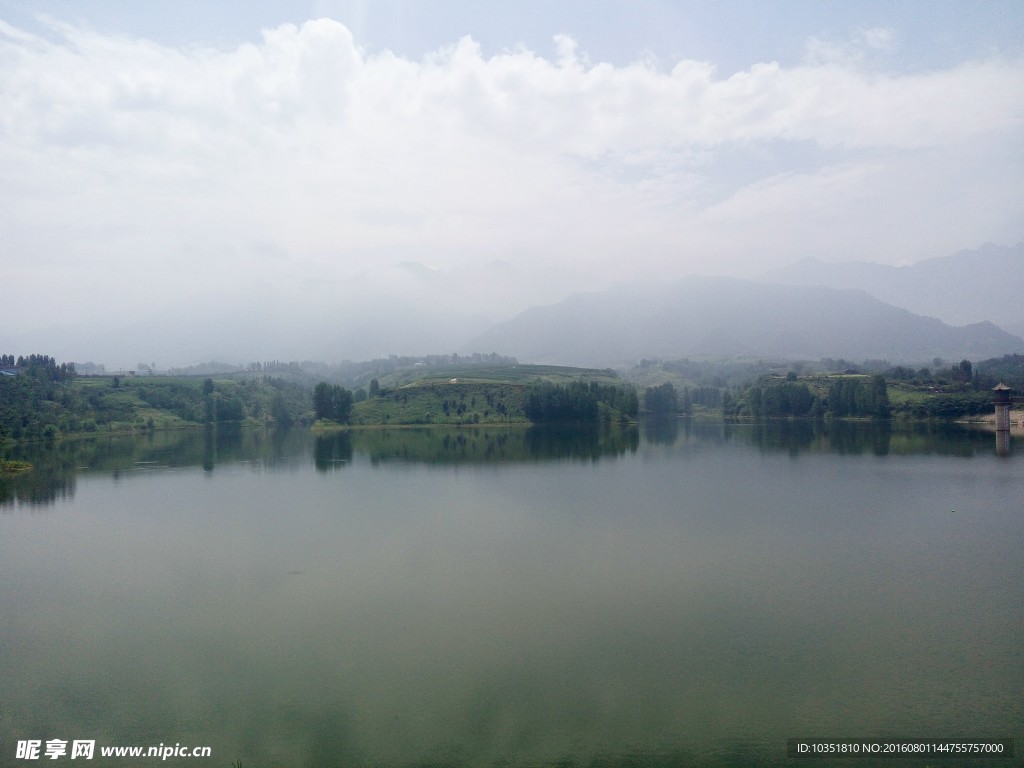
(0, 459, 32, 475)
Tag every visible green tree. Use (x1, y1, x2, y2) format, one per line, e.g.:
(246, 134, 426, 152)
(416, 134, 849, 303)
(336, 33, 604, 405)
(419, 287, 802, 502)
(214, 394, 245, 422)
(644, 382, 678, 415)
(313, 382, 353, 423)
(827, 376, 889, 418)
(332, 386, 353, 423)
(313, 382, 333, 420)
(271, 393, 293, 426)
(679, 387, 692, 415)
(868, 374, 891, 417)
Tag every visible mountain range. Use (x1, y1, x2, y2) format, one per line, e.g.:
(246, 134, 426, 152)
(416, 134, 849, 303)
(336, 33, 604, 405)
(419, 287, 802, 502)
(466, 275, 1024, 367)
(6, 244, 1022, 369)
(760, 242, 1024, 336)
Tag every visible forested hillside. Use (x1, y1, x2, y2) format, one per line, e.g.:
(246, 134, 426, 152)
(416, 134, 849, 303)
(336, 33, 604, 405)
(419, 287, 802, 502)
(330, 366, 640, 426)
(0, 356, 311, 443)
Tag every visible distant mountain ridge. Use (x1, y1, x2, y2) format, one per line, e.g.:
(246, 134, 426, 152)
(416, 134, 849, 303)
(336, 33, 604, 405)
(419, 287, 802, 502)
(467, 275, 1024, 367)
(760, 242, 1024, 334)
(9, 245, 1020, 370)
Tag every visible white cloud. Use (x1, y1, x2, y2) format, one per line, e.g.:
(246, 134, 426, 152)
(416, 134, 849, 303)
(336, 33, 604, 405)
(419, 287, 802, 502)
(858, 27, 894, 50)
(803, 26, 895, 67)
(0, 15, 1022, 359)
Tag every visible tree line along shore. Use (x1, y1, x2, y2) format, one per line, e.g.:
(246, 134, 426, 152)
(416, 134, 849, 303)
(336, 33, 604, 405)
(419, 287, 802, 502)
(2, 353, 1022, 446)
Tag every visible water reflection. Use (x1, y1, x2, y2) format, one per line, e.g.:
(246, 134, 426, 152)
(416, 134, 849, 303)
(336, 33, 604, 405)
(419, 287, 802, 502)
(745, 419, 895, 456)
(314, 430, 353, 471)
(348, 425, 637, 466)
(1, 419, 1022, 768)
(642, 417, 1008, 460)
(0, 427, 310, 507)
(0, 462, 75, 507)
(641, 414, 681, 445)
(996, 429, 1011, 456)
(4, 424, 643, 505)
(0, 419, 1012, 507)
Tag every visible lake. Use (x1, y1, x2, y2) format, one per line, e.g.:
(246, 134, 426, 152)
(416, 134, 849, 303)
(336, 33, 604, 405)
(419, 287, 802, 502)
(1, 421, 1022, 767)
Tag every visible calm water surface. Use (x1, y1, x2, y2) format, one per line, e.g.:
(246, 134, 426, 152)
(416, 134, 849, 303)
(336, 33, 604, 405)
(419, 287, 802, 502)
(1, 422, 1022, 767)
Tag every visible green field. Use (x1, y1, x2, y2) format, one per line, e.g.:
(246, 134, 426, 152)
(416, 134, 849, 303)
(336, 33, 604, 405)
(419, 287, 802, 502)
(349, 365, 628, 426)
(378, 363, 622, 388)
(349, 381, 530, 426)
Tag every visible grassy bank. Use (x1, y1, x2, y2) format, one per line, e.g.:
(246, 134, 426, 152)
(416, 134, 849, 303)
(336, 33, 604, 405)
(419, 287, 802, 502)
(349, 380, 532, 426)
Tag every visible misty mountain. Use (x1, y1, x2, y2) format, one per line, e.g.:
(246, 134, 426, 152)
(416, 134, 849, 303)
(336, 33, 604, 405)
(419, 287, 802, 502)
(466, 276, 1024, 367)
(0, 259, 571, 369)
(4, 298, 495, 371)
(760, 242, 1024, 334)
(13, 247, 1022, 371)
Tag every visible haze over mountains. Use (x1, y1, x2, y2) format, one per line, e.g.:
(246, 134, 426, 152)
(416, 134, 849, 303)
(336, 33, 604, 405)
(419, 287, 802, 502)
(761, 242, 1024, 336)
(467, 242, 1024, 367)
(466, 274, 1023, 368)
(6, 244, 1022, 370)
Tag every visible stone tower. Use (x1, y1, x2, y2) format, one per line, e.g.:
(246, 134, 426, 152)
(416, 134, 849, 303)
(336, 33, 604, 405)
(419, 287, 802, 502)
(993, 383, 1012, 456)
(993, 383, 1012, 431)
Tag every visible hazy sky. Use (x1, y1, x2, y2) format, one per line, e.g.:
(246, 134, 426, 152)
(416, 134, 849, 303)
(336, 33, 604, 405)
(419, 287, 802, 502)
(2, 1, 1023, 365)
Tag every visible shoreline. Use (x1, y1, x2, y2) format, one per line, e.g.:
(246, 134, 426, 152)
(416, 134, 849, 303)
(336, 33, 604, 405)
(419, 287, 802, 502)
(958, 408, 1024, 434)
(6, 410, 1023, 447)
